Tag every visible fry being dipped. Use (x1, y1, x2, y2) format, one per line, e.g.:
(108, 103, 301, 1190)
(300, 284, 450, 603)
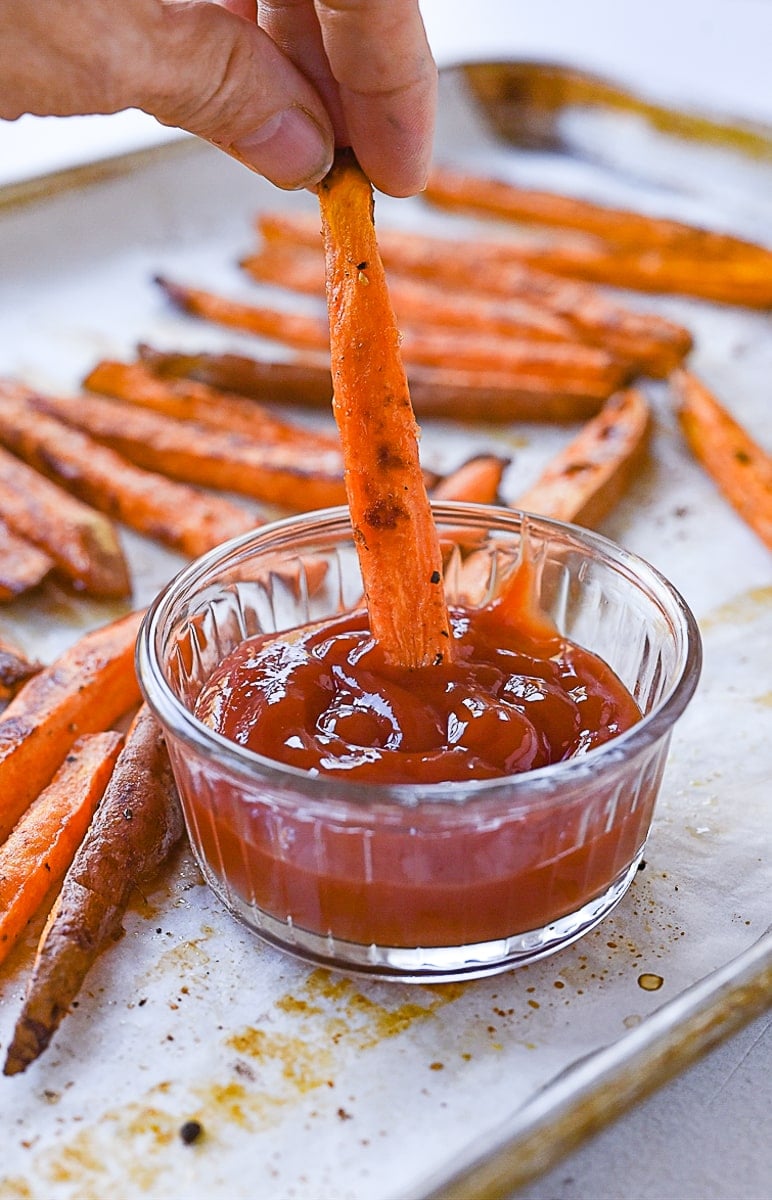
(318, 149, 453, 669)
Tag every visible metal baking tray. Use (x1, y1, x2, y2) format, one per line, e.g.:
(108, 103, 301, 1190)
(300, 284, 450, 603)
(0, 63, 770, 1199)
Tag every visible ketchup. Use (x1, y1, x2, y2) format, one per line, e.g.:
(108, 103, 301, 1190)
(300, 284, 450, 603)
(185, 604, 650, 949)
(195, 606, 640, 785)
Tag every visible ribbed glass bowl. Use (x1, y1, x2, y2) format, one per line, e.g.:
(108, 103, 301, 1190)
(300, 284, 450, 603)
(137, 503, 702, 982)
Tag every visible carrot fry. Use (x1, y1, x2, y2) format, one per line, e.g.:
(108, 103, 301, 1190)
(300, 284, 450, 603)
(0, 519, 54, 601)
(504, 241, 772, 308)
(0, 634, 40, 694)
(156, 274, 331, 348)
(0, 610, 143, 845)
(258, 213, 694, 373)
(0, 382, 256, 558)
(3, 706, 183, 1075)
(137, 345, 607, 422)
(0, 732, 123, 968)
(673, 370, 772, 549)
(425, 164, 772, 261)
(5, 380, 346, 514)
(0, 633, 41, 713)
(432, 454, 509, 504)
(319, 150, 452, 668)
(242, 244, 578, 345)
(0, 423, 129, 600)
(139, 344, 336, 408)
(84, 358, 338, 452)
(158, 275, 630, 391)
(515, 389, 651, 528)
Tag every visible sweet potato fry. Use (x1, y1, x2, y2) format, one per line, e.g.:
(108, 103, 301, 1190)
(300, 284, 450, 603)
(319, 150, 452, 668)
(258, 213, 694, 373)
(0, 382, 257, 558)
(507, 241, 772, 308)
(0, 634, 40, 695)
(673, 370, 772, 549)
(139, 344, 336, 408)
(242, 244, 578, 345)
(158, 275, 630, 391)
(431, 454, 509, 504)
(3, 706, 183, 1075)
(137, 345, 607, 422)
(515, 388, 651, 528)
(9, 382, 347, 513)
(156, 274, 331, 348)
(84, 358, 338, 452)
(425, 164, 772, 261)
(0, 609, 143, 845)
(0, 425, 129, 600)
(0, 519, 54, 602)
(0, 732, 123, 968)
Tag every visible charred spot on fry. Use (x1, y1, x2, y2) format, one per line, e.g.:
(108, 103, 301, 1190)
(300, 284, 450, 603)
(362, 498, 408, 530)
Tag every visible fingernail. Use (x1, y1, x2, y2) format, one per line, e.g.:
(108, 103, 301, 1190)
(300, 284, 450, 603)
(231, 107, 333, 189)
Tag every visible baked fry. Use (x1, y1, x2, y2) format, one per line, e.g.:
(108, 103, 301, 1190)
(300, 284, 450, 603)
(258, 213, 694, 372)
(319, 150, 452, 668)
(139, 344, 336, 408)
(242, 244, 577, 344)
(508, 241, 772, 308)
(138, 345, 607, 422)
(0, 634, 40, 695)
(16, 383, 347, 512)
(425, 164, 772, 261)
(673, 370, 772, 549)
(84, 358, 338, 452)
(0, 732, 123, 968)
(432, 454, 509, 504)
(156, 274, 331, 348)
(158, 275, 630, 391)
(0, 519, 54, 602)
(0, 382, 256, 558)
(0, 418, 130, 600)
(3, 706, 183, 1075)
(515, 389, 652, 528)
(0, 610, 143, 845)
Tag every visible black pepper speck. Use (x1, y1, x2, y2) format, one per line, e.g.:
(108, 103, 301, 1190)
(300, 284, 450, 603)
(179, 1120, 203, 1145)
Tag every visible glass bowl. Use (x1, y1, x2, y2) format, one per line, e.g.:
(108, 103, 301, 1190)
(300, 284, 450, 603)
(137, 503, 702, 982)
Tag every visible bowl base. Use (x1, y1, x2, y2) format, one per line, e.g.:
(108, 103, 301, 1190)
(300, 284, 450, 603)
(215, 852, 644, 983)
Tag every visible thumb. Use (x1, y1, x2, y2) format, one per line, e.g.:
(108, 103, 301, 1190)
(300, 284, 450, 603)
(138, 3, 335, 190)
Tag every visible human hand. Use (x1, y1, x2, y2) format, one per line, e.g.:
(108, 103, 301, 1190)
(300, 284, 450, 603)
(0, 0, 437, 196)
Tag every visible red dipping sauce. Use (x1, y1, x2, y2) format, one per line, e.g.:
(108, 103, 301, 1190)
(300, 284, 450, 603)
(195, 607, 641, 785)
(183, 604, 652, 951)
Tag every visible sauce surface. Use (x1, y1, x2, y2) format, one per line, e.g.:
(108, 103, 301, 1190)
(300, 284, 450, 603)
(195, 605, 640, 784)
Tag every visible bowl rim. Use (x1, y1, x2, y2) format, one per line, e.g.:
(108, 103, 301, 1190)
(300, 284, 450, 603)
(137, 502, 703, 809)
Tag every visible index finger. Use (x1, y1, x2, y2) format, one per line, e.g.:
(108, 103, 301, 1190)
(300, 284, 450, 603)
(260, 0, 437, 196)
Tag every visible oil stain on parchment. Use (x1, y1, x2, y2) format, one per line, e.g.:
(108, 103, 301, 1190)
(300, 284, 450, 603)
(4, 968, 467, 1199)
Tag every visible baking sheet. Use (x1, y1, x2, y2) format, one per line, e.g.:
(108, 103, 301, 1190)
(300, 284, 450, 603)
(0, 67, 770, 1200)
